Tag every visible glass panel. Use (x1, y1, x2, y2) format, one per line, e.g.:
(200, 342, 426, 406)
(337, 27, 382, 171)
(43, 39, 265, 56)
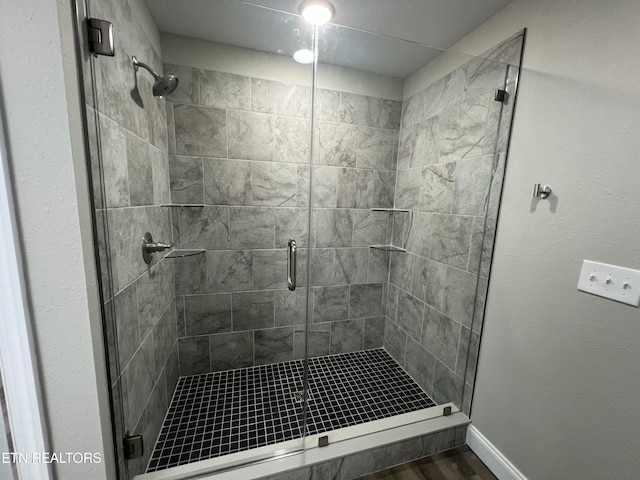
(76, 0, 524, 475)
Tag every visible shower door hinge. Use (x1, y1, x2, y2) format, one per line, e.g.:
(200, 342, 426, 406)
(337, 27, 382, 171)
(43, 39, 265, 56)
(494, 89, 508, 103)
(318, 436, 329, 447)
(443, 406, 452, 416)
(123, 435, 143, 460)
(87, 18, 115, 56)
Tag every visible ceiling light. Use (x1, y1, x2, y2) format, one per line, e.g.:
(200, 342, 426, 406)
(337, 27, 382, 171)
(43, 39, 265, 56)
(293, 48, 315, 64)
(299, 0, 335, 25)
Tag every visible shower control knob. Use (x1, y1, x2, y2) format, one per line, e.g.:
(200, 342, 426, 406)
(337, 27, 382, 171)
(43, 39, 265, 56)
(142, 232, 174, 264)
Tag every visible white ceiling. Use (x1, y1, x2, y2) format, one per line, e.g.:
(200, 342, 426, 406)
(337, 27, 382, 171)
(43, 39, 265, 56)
(145, 0, 513, 78)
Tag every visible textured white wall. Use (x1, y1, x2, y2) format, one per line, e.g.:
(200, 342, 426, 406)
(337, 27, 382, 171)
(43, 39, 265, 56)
(0, 0, 112, 478)
(448, 0, 640, 478)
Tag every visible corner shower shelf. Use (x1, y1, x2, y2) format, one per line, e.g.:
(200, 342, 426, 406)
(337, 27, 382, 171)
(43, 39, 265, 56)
(369, 245, 407, 252)
(160, 203, 205, 208)
(165, 249, 206, 259)
(371, 208, 410, 213)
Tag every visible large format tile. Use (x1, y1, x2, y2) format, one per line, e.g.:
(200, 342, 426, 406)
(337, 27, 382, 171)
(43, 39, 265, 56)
(251, 79, 297, 116)
(200, 70, 251, 110)
(452, 155, 494, 216)
(275, 289, 308, 327)
(396, 290, 424, 342)
(412, 257, 446, 309)
(174, 254, 207, 295)
(368, 248, 390, 284)
(227, 111, 274, 161)
(206, 250, 253, 293)
(232, 291, 275, 331)
(357, 126, 398, 171)
(349, 283, 383, 318)
(178, 336, 210, 376)
(389, 251, 414, 293)
(429, 214, 474, 269)
(293, 323, 330, 359)
(174, 105, 227, 157)
(433, 360, 464, 405)
(404, 336, 436, 397)
(352, 211, 388, 246)
(383, 318, 406, 365)
(442, 267, 477, 328)
(315, 209, 352, 248)
(255, 327, 294, 365)
(113, 283, 139, 370)
(334, 248, 369, 285)
(174, 206, 230, 249)
(137, 259, 174, 340)
(315, 122, 357, 167)
(253, 250, 288, 290)
(163, 64, 199, 105)
(330, 319, 364, 354)
(274, 208, 309, 248)
(209, 331, 253, 371)
(422, 306, 461, 370)
(203, 158, 252, 206)
(313, 286, 349, 323)
(275, 116, 310, 164)
(336, 168, 374, 209)
(340, 93, 401, 129)
(99, 114, 129, 208)
(252, 162, 298, 206)
(364, 317, 385, 349)
(184, 294, 232, 336)
(169, 156, 204, 204)
(229, 207, 275, 249)
(126, 132, 154, 206)
(420, 162, 456, 213)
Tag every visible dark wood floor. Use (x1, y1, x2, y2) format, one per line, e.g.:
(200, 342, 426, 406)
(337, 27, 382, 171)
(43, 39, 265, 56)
(358, 446, 497, 480)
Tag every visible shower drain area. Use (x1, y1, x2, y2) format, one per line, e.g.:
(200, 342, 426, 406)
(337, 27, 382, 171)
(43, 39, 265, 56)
(147, 348, 436, 472)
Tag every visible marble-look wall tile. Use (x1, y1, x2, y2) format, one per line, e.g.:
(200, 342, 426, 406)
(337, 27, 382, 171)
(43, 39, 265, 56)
(468, 216, 496, 276)
(275, 116, 310, 164)
(404, 336, 436, 397)
(275, 208, 309, 248)
(204, 158, 252, 206)
(422, 306, 461, 370)
(275, 289, 308, 327)
(293, 323, 330, 359)
(252, 79, 297, 116)
(206, 250, 253, 293)
(452, 155, 494, 216)
(336, 168, 374, 209)
(352, 211, 388, 246)
(178, 336, 210, 376)
(126, 132, 153, 206)
(405, 212, 432, 258)
(334, 248, 368, 285)
(330, 319, 364, 354)
(153, 302, 177, 376)
(373, 171, 396, 208)
(227, 110, 275, 161)
(419, 163, 456, 213)
(113, 283, 139, 370)
(313, 286, 349, 323)
(395, 168, 421, 210)
(169, 156, 203, 204)
(297, 88, 340, 122)
(340, 93, 401, 129)
(151, 148, 171, 205)
(384, 318, 406, 365)
(174, 105, 227, 157)
(389, 251, 414, 293)
(433, 360, 464, 405)
(99, 114, 129, 208)
(350, 283, 383, 318)
(367, 249, 390, 284)
(232, 291, 275, 331)
(442, 267, 477, 328)
(429, 214, 474, 269)
(386, 283, 400, 321)
(174, 206, 230, 249)
(252, 162, 298, 206)
(311, 166, 338, 208)
(411, 257, 446, 309)
(357, 127, 398, 171)
(364, 316, 385, 349)
(185, 294, 232, 336)
(121, 339, 155, 430)
(200, 70, 251, 110)
(137, 259, 174, 339)
(164, 64, 199, 105)
(255, 327, 293, 365)
(174, 254, 207, 295)
(315, 122, 358, 167)
(315, 209, 352, 248)
(253, 250, 287, 290)
(166, 103, 175, 155)
(210, 331, 253, 372)
(396, 290, 424, 342)
(309, 248, 335, 287)
(229, 207, 274, 249)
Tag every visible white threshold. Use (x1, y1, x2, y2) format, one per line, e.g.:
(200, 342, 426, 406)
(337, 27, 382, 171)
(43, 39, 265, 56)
(136, 403, 467, 480)
(466, 425, 528, 480)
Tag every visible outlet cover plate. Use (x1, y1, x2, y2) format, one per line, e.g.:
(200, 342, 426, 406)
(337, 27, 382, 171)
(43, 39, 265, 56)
(577, 260, 640, 307)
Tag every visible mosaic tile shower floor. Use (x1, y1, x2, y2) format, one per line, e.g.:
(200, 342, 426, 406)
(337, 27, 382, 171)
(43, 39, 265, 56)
(147, 348, 436, 472)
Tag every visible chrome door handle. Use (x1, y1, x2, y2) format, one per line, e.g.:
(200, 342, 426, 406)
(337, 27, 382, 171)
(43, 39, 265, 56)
(287, 239, 297, 291)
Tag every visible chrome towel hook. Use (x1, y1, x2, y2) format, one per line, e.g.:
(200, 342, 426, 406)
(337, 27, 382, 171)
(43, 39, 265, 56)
(533, 183, 552, 199)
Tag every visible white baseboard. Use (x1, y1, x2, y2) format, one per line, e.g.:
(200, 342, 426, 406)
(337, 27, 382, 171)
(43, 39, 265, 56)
(466, 425, 527, 480)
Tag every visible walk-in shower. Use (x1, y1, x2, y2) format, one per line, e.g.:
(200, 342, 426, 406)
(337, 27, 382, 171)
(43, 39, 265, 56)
(75, 0, 524, 478)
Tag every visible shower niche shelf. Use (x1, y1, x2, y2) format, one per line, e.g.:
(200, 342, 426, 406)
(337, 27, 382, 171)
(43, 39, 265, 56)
(371, 208, 410, 213)
(160, 203, 205, 208)
(165, 249, 206, 259)
(369, 245, 407, 253)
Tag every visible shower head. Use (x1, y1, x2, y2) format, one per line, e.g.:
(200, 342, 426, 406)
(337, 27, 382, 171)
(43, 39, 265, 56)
(132, 56, 179, 97)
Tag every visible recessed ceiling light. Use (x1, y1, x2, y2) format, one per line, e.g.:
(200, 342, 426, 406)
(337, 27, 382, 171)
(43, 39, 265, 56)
(299, 0, 335, 25)
(293, 48, 315, 64)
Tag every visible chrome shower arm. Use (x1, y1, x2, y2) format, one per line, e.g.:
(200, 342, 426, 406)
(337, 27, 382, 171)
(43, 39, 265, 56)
(132, 56, 159, 79)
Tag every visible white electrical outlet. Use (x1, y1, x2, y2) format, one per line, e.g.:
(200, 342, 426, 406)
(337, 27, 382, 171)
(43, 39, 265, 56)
(577, 260, 640, 307)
